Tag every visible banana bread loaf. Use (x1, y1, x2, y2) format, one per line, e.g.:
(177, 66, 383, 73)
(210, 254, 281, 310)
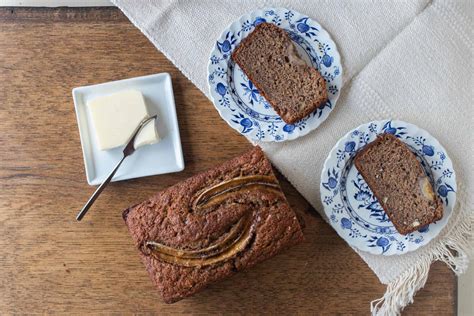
(123, 146, 304, 303)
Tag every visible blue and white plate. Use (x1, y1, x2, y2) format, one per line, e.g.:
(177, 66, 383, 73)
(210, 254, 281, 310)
(208, 8, 342, 142)
(320, 120, 456, 256)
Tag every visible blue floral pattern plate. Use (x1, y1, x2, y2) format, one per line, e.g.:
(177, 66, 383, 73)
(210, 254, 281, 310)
(208, 8, 342, 142)
(320, 120, 456, 256)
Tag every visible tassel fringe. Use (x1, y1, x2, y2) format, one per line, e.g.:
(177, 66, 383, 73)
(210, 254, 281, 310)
(371, 199, 474, 316)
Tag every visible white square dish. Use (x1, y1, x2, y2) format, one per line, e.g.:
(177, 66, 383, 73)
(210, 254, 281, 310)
(73, 73, 184, 186)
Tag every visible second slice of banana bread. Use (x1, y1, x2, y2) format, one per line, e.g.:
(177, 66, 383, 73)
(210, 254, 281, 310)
(354, 133, 443, 235)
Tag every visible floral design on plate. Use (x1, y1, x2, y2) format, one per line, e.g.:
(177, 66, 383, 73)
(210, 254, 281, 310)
(320, 120, 456, 256)
(208, 8, 342, 142)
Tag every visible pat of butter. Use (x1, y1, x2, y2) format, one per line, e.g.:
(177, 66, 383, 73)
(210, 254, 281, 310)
(87, 90, 159, 150)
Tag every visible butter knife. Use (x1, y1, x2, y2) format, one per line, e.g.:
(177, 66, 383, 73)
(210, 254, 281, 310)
(76, 114, 157, 221)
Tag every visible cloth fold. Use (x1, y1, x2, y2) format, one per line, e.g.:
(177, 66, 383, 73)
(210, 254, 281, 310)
(112, 0, 473, 314)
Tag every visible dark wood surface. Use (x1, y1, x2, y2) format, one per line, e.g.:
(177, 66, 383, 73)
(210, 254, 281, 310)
(0, 7, 455, 315)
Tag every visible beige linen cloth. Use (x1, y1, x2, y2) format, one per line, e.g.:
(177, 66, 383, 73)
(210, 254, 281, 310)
(111, 0, 473, 314)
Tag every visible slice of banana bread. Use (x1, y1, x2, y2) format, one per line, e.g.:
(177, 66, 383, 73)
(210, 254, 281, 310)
(123, 146, 304, 303)
(231, 22, 328, 124)
(354, 133, 443, 235)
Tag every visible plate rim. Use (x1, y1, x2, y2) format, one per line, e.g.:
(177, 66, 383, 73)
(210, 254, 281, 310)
(207, 7, 343, 142)
(320, 119, 457, 256)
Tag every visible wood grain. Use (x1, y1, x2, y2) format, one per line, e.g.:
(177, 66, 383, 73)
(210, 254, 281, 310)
(0, 7, 455, 315)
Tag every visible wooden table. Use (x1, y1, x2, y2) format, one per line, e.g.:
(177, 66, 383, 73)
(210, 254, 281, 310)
(0, 7, 456, 315)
